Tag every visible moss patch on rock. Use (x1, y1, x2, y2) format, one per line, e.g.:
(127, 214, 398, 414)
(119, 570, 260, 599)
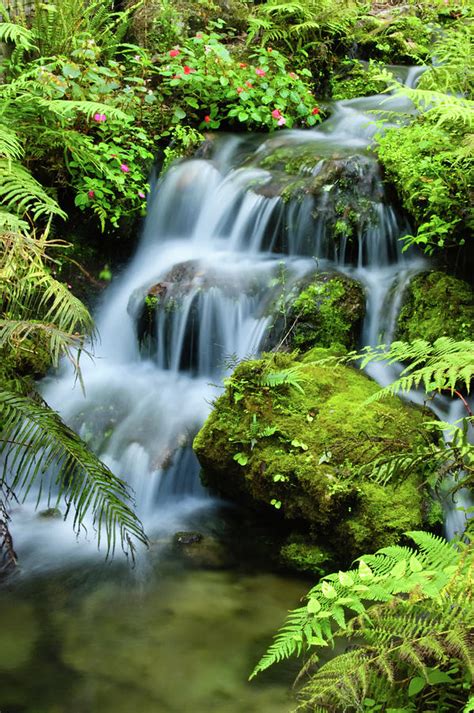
(397, 271, 474, 342)
(194, 351, 431, 565)
(287, 272, 365, 351)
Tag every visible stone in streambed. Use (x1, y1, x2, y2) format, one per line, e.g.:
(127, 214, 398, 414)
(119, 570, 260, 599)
(193, 350, 433, 565)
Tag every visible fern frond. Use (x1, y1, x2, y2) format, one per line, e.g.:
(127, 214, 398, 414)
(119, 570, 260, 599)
(250, 606, 309, 677)
(0, 390, 148, 557)
(352, 338, 474, 400)
(259, 366, 307, 393)
(0, 22, 35, 48)
(0, 158, 66, 222)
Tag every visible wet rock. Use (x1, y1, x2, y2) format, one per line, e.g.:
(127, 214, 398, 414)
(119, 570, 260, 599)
(264, 271, 366, 352)
(194, 350, 432, 566)
(172, 531, 232, 569)
(397, 270, 474, 343)
(38, 508, 62, 519)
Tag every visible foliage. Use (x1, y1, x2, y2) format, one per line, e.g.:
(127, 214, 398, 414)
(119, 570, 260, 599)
(0, 389, 147, 557)
(330, 59, 388, 101)
(252, 530, 474, 711)
(246, 0, 358, 71)
(351, 337, 474, 400)
(0, 6, 158, 230)
(373, 32, 473, 254)
(0, 231, 147, 560)
(157, 25, 323, 130)
(160, 124, 204, 174)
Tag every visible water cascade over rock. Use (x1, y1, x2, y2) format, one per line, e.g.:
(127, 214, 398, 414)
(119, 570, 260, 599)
(10, 90, 467, 571)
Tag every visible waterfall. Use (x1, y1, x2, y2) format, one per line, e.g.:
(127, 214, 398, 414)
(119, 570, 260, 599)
(10, 87, 468, 571)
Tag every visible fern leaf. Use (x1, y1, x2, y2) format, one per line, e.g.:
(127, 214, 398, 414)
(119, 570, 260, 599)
(0, 390, 148, 557)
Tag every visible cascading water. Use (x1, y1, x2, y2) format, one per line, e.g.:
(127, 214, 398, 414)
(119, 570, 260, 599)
(9, 87, 468, 573)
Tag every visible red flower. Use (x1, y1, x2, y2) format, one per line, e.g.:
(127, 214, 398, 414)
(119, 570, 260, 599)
(87, 190, 95, 198)
(245, 80, 253, 88)
(204, 115, 211, 123)
(236, 86, 244, 93)
(169, 49, 180, 57)
(255, 68, 266, 77)
(271, 108, 282, 119)
(311, 107, 320, 115)
(183, 65, 194, 75)
(239, 62, 247, 68)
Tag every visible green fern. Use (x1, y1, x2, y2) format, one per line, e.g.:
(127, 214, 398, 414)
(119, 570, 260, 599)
(350, 338, 474, 399)
(252, 532, 473, 711)
(259, 365, 307, 394)
(0, 389, 148, 557)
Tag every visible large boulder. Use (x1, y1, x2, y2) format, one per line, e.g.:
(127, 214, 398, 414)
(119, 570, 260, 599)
(194, 351, 436, 564)
(397, 271, 474, 343)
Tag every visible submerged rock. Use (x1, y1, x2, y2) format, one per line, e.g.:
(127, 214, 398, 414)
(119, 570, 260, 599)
(194, 351, 432, 565)
(172, 531, 232, 569)
(397, 271, 474, 342)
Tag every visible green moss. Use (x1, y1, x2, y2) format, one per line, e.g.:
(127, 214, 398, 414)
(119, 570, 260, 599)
(331, 60, 388, 100)
(279, 538, 334, 575)
(194, 351, 431, 564)
(288, 272, 365, 351)
(397, 271, 474, 342)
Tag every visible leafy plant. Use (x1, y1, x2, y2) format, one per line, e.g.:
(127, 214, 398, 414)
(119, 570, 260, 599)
(158, 26, 322, 130)
(0, 231, 148, 563)
(251, 531, 474, 711)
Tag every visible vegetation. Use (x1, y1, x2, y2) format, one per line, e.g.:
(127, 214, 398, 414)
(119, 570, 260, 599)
(0, 0, 472, 710)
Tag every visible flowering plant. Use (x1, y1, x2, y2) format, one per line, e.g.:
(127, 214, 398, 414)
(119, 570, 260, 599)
(158, 27, 322, 130)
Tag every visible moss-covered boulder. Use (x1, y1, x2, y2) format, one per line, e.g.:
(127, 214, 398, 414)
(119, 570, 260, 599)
(397, 271, 474, 342)
(194, 351, 432, 564)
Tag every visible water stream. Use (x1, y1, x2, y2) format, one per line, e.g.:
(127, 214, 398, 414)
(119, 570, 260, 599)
(1, 82, 470, 710)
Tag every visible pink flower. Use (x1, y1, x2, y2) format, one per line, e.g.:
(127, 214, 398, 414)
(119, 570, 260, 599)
(138, 191, 146, 199)
(93, 113, 106, 122)
(169, 49, 180, 57)
(87, 190, 95, 198)
(278, 117, 286, 126)
(195, 33, 203, 38)
(204, 115, 211, 123)
(120, 164, 130, 173)
(311, 107, 320, 115)
(255, 68, 266, 77)
(183, 65, 194, 75)
(236, 86, 244, 93)
(288, 72, 297, 79)
(271, 108, 282, 119)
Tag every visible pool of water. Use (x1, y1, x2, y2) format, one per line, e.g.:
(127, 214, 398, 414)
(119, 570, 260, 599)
(0, 550, 308, 713)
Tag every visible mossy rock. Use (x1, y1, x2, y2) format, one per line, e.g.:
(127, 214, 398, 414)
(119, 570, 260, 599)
(263, 271, 365, 352)
(194, 351, 431, 563)
(288, 272, 365, 351)
(397, 271, 474, 342)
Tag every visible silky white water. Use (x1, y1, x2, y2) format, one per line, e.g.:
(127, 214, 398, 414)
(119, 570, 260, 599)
(8, 87, 469, 572)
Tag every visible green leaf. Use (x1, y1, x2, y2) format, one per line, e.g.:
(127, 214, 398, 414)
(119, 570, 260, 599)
(307, 597, 321, 614)
(321, 581, 337, 599)
(233, 452, 248, 466)
(408, 676, 426, 697)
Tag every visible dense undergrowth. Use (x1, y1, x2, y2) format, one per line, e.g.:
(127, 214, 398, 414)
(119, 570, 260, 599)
(0, 0, 473, 710)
